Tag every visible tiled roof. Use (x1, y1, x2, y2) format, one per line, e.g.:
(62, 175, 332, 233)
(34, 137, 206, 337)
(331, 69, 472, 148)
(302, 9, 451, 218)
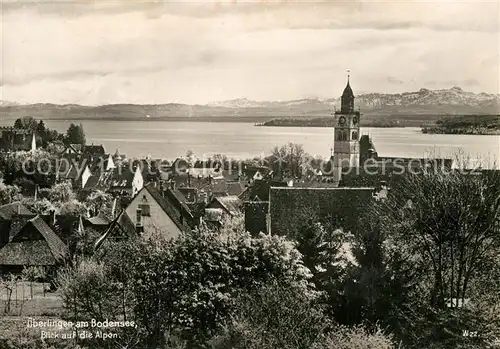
(83, 145, 105, 155)
(213, 196, 242, 216)
(69, 144, 83, 153)
(0, 216, 68, 265)
(145, 184, 195, 233)
(226, 182, 246, 196)
(239, 179, 287, 202)
(94, 210, 136, 250)
(85, 214, 112, 226)
(0, 202, 33, 220)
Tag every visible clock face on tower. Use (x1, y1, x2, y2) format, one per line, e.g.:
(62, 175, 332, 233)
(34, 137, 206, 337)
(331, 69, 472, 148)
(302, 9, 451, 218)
(338, 116, 346, 126)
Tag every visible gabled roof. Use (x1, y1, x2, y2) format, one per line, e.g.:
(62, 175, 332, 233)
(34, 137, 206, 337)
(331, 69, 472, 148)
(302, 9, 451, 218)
(0, 216, 68, 266)
(0, 202, 33, 220)
(109, 166, 140, 189)
(83, 144, 105, 155)
(239, 179, 287, 202)
(94, 210, 136, 250)
(85, 213, 112, 226)
(145, 184, 194, 233)
(226, 181, 246, 196)
(68, 144, 83, 153)
(211, 196, 242, 216)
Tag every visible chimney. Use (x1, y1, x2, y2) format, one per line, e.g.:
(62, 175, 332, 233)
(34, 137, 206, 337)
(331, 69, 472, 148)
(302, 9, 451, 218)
(111, 197, 117, 219)
(49, 210, 56, 227)
(187, 172, 191, 187)
(170, 180, 176, 190)
(208, 174, 212, 184)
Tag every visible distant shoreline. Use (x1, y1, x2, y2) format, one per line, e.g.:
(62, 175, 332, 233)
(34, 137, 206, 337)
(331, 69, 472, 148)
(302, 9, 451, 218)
(420, 115, 500, 135)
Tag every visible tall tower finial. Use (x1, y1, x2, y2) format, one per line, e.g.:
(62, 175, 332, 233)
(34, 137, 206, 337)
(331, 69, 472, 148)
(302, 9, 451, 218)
(347, 69, 350, 83)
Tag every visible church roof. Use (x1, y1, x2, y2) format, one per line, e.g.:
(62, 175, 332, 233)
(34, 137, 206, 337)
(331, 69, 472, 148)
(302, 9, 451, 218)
(342, 80, 354, 98)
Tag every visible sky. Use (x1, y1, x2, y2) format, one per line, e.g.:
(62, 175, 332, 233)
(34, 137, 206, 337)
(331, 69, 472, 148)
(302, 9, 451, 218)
(0, 0, 499, 105)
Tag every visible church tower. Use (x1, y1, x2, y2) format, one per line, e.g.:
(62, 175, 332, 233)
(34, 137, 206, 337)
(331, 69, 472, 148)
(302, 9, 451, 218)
(332, 74, 361, 175)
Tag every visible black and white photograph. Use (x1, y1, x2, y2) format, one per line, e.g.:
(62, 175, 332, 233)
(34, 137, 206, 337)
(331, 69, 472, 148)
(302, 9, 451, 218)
(0, 0, 499, 348)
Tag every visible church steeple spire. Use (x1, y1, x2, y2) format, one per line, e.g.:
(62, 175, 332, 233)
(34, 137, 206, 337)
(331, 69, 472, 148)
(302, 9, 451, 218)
(341, 71, 354, 113)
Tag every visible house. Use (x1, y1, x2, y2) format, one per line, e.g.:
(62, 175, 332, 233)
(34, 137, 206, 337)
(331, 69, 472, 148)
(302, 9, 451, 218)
(203, 208, 224, 230)
(62, 143, 83, 154)
(95, 183, 198, 248)
(268, 187, 376, 237)
(108, 166, 144, 197)
(0, 128, 39, 152)
(244, 166, 271, 182)
(94, 209, 137, 249)
(56, 158, 93, 189)
(0, 202, 35, 248)
(83, 144, 105, 158)
(239, 179, 288, 202)
(83, 213, 112, 232)
(0, 215, 68, 274)
(226, 181, 246, 196)
(206, 196, 242, 217)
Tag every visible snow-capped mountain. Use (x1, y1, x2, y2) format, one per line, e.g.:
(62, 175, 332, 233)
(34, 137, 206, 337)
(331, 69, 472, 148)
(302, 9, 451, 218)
(334, 87, 500, 109)
(0, 87, 497, 122)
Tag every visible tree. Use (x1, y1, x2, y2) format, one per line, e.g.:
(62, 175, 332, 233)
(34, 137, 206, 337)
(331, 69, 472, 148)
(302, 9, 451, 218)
(22, 266, 45, 299)
(14, 116, 38, 130)
(212, 281, 330, 349)
(358, 170, 500, 347)
(381, 171, 500, 309)
(85, 190, 112, 217)
(129, 227, 312, 346)
(65, 123, 86, 146)
(0, 180, 21, 205)
(267, 142, 307, 178)
(57, 259, 124, 321)
(46, 181, 76, 203)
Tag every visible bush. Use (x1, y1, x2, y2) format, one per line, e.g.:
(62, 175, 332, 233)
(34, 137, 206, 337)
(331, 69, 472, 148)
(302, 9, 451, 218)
(57, 259, 126, 321)
(211, 281, 329, 349)
(316, 326, 395, 349)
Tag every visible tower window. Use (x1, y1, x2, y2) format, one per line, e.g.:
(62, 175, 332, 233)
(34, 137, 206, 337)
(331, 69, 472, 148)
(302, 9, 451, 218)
(352, 131, 358, 140)
(336, 130, 342, 141)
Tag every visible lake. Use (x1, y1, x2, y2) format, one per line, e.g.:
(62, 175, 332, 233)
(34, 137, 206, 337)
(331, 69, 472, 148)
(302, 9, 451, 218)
(1, 119, 499, 167)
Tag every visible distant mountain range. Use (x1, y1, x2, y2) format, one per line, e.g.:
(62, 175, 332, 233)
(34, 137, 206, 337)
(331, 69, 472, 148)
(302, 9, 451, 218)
(0, 87, 498, 124)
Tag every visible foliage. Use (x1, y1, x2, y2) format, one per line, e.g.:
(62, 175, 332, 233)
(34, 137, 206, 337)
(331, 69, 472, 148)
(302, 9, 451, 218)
(315, 325, 395, 349)
(84, 190, 112, 217)
(57, 259, 125, 321)
(211, 281, 329, 349)
(22, 266, 45, 299)
(0, 274, 17, 313)
(0, 150, 55, 186)
(128, 228, 313, 346)
(266, 142, 306, 178)
(382, 171, 500, 309)
(20, 197, 55, 215)
(0, 179, 21, 205)
(340, 170, 500, 348)
(46, 141, 66, 155)
(14, 116, 38, 130)
(65, 123, 86, 146)
(45, 181, 76, 203)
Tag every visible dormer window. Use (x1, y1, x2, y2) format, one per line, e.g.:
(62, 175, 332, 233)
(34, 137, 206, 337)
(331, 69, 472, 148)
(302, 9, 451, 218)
(139, 195, 150, 216)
